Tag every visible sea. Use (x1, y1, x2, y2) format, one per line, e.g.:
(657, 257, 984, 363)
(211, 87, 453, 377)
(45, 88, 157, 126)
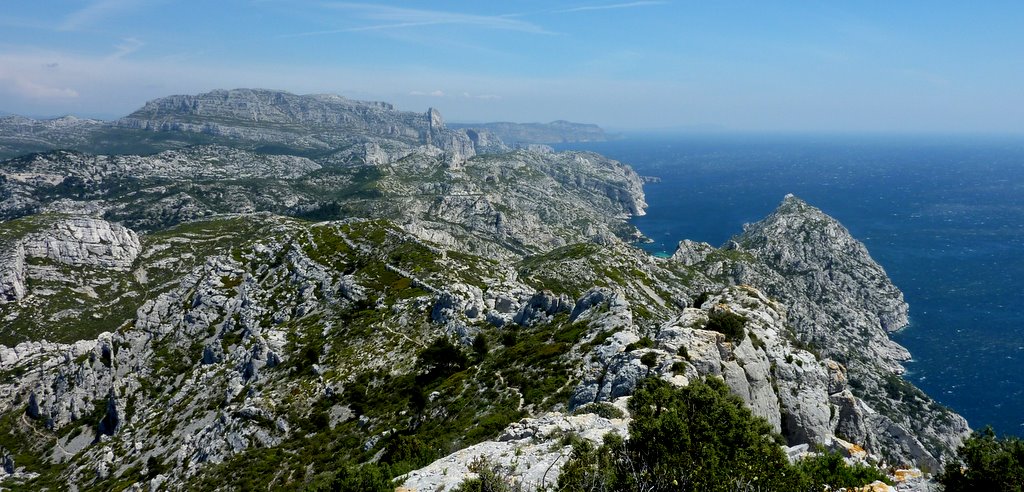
(555, 134, 1024, 436)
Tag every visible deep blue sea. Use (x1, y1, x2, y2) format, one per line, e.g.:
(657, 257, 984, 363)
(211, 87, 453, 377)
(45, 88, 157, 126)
(556, 134, 1024, 436)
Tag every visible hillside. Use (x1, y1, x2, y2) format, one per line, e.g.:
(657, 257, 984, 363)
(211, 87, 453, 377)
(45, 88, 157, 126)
(0, 89, 967, 491)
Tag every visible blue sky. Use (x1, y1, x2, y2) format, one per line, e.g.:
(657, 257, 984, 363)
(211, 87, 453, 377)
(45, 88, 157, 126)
(0, 1, 1021, 132)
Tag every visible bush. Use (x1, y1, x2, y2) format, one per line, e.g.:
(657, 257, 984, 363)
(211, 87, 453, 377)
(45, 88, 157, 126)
(572, 402, 625, 420)
(416, 337, 468, 383)
(452, 456, 519, 492)
(691, 291, 711, 308)
(558, 377, 890, 492)
(500, 331, 517, 347)
(559, 377, 797, 491)
(326, 463, 394, 492)
(473, 333, 489, 357)
(705, 310, 746, 342)
(938, 426, 1024, 491)
(624, 336, 655, 352)
(640, 352, 658, 370)
(670, 361, 687, 375)
(794, 449, 890, 490)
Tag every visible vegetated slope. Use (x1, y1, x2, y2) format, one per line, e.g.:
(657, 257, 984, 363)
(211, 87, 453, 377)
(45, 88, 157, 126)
(0, 89, 968, 491)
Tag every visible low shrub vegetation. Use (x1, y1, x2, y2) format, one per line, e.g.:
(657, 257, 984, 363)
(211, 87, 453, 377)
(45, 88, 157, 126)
(557, 377, 890, 492)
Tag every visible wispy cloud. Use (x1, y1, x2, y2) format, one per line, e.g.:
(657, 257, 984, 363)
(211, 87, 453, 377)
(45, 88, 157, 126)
(0, 75, 78, 99)
(60, 0, 146, 31)
(463, 92, 501, 101)
(108, 37, 144, 60)
(409, 89, 445, 97)
(282, 2, 553, 37)
(553, 1, 667, 14)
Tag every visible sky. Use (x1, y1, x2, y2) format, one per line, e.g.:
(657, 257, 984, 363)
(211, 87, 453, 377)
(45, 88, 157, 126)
(0, 1, 1022, 132)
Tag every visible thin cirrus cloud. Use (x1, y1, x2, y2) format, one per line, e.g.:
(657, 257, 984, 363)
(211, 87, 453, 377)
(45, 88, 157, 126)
(2, 75, 79, 99)
(552, 1, 668, 14)
(463, 92, 501, 101)
(59, 0, 147, 31)
(409, 90, 445, 97)
(108, 37, 145, 60)
(282, 2, 554, 37)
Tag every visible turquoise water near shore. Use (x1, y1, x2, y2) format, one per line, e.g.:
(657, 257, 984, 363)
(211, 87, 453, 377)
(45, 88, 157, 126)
(557, 134, 1024, 435)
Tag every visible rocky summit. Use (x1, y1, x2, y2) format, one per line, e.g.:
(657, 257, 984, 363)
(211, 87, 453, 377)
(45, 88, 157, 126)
(0, 89, 968, 490)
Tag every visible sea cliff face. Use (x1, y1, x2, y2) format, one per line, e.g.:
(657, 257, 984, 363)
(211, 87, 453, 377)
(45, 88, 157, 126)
(0, 89, 967, 490)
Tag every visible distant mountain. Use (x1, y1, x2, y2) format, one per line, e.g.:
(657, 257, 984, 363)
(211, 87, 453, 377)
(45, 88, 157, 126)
(0, 90, 612, 159)
(0, 89, 496, 159)
(450, 120, 613, 144)
(0, 114, 105, 158)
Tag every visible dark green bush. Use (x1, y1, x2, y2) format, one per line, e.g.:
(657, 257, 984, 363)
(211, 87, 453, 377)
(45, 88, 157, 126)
(500, 331, 517, 347)
(572, 402, 626, 420)
(640, 352, 658, 370)
(326, 463, 394, 492)
(670, 361, 687, 375)
(692, 291, 711, 308)
(558, 377, 890, 492)
(559, 377, 797, 491)
(473, 332, 489, 357)
(624, 336, 655, 352)
(416, 337, 468, 384)
(939, 426, 1024, 492)
(705, 310, 746, 342)
(794, 449, 890, 490)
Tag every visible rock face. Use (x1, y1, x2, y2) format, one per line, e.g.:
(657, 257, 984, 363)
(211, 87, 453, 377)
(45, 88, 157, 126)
(737, 194, 908, 332)
(400, 410, 629, 492)
(22, 217, 140, 271)
(116, 89, 482, 160)
(669, 194, 969, 467)
(1, 216, 140, 306)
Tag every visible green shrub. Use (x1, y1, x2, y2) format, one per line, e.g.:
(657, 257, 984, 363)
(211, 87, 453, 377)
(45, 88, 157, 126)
(417, 337, 468, 384)
(325, 463, 394, 492)
(692, 291, 711, 308)
(794, 449, 891, 490)
(705, 310, 746, 342)
(640, 352, 658, 370)
(473, 333, 490, 357)
(500, 331, 517, 347)
(572, 402, 625, 420)
(624, 336, 655, 352)
(938, 426, 1024, 491)
(559, 377, 797, 491)
(452, 456, 517, 492)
